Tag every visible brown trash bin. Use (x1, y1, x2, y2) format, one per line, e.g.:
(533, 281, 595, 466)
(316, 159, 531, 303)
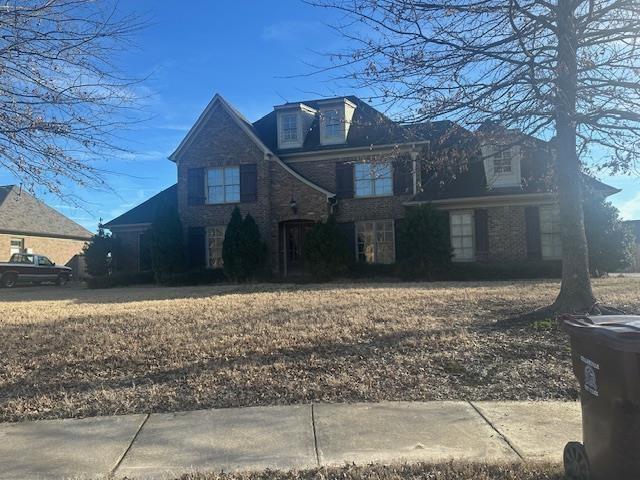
(562, 315, 640, 480)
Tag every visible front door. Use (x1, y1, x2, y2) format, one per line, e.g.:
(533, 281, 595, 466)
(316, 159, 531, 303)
(280, 221, 314, 276)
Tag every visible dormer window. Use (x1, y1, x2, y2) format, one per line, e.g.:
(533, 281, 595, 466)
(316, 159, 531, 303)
(481, 143, 521, 188)
(281, 113, 298, 144)
(324, 109, 342, 139)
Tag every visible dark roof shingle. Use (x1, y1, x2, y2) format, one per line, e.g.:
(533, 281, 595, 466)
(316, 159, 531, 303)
(104, 184, 177, 228)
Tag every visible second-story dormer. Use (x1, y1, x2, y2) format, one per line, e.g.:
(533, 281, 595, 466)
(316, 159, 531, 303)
(275, 102, 316, 150)
(480, 142, 522, 189)
(317, 97, 356, 145)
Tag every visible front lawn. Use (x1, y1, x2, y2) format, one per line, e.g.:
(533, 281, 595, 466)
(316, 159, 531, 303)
(1, 278, 638, 422)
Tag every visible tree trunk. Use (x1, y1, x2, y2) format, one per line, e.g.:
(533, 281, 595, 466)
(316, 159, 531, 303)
(552, 0, 596, 313)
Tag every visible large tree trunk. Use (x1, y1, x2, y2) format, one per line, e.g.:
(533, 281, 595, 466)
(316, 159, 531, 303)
(552, 0, 597, 313)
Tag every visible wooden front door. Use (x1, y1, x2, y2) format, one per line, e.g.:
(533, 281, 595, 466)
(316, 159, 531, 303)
(280, 221, 314, 276)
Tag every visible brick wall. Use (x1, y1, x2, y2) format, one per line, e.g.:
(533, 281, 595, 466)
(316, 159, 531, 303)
(486, 205, 528, 262)
(110, 228, 147, 272)
(0, 233, 87, 265)
(176, 104, 271, 246)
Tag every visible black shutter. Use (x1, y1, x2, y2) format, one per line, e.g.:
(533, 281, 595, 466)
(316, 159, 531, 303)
(525, 206, 542, 260)
(335, 162, 354, 199)
(187, 168, 205, 206)
(337, 222, 356, 261)
(394, 218, 403, 261)
(187, 226, 206, 268)
(240, 164, 257, 203)
(474, 209, 489, 261)
(393, 159, 413, 196)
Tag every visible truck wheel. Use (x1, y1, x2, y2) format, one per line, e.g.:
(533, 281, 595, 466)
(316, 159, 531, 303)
(564, 442, 590, 480)
(2, 273, 17, 288)
(56, 274, 68, 286)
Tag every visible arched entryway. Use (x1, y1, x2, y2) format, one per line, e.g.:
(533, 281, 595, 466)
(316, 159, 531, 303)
(279, 220, 315, 276)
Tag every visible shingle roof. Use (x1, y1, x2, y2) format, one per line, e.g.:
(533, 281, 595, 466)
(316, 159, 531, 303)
(104, 184, 177, 228)
(0, 185, 93, 240)
(252, 96, 452, 155)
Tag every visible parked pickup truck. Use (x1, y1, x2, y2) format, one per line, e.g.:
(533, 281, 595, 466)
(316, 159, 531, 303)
(0, 253, 72, 288)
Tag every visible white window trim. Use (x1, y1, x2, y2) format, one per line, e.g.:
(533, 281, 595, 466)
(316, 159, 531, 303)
(280, 113, 299, 144)
(540, 205, 562, 260)
(354, 161, 394, 198)
(10, 237, 24, 255)
(355, 219, 396, 264)
(205, 166, 240, 205)
(482, 144, 522, 188)
(450, 210, 475, 262)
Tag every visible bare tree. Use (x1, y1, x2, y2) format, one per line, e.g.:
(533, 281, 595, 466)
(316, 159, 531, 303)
(310, 0, 640, 313)
(0, 0, 145, 199)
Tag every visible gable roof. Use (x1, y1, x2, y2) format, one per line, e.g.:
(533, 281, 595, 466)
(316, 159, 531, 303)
(0, 185, 92, 240)
(252, 96, 448, 155)
(104, 184, 177, 229)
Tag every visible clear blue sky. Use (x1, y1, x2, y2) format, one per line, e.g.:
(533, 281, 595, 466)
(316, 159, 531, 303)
(0, 0, 638, 231)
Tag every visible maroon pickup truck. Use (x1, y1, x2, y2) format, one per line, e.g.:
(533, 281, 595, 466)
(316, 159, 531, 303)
(0, 253, 72, 288)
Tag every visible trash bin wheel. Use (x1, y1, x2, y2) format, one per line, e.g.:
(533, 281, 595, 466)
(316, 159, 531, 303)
(564, 441, 590, 480)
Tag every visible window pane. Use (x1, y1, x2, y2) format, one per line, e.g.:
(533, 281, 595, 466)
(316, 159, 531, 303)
(354, 163, 370, 181)
(225, 185, 240, 202)
(209, 186, 224, 203)
(207, 226, 226, 268)
(355, 179, 373, 197)
(375, 177, 392, 195)
(208, 168, 223, 186)
(450, 212, 474, 261)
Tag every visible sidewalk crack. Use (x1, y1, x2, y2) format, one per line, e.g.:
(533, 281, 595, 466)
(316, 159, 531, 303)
(110, 413, 150, 477)
(311, 403, 321, 467)
(468, 401, 525, 462)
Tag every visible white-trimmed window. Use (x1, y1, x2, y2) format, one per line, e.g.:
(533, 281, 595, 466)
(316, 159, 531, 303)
(281, 113, 298, 143)
(540, 205, 562, 260)
(450, 211, 474, 261)
(207, 226, 226, 268)
(354, 162, 393, 197)
(356, 220, 395, 264)
(10, 238, 23, 256)
(324, 109, 342, 138)
(207, 167, 240, 204)
(482, 143, 521, 188)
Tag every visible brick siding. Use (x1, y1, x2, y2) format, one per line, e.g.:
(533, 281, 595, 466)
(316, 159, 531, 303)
(0, 233, 87, 266)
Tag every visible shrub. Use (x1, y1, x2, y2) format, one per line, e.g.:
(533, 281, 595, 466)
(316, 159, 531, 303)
(439, 261, 562, 281)
(83, 224, 117, 277)
(238, 213, 268, 280)
(303, 215, 350, 280)
(396, 205, 452, 279)
(584, 197, 635, 275)
(158, 268, 227, 286)
(222, 207, 245, 282)
(150, 204, 185, 281)
(86, 271, 154, 289)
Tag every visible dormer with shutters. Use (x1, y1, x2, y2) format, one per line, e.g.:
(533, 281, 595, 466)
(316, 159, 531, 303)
(275, 103, 316, 150)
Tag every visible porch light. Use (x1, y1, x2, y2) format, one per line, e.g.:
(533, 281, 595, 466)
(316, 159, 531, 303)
(289, 198, 298, 214)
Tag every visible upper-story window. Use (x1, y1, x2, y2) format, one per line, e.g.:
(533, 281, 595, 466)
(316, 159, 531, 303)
(324, 109, 342, 139)
(281, 113, 298, 143)
(207, 166, 240, 204)
(482, 143, 521, 188)
(354, 162, 393, 197)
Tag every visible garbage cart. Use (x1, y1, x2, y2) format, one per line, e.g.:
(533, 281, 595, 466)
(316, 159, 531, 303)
(562, 315, 640, 480)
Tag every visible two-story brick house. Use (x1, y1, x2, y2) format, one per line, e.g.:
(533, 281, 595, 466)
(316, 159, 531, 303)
(105, 94, 619, 275)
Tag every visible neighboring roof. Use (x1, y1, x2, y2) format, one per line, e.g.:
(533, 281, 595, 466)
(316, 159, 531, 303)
(252, 96, 450, 155)
(0, 185, 92, 240)
(625, 220, 640, 241)
(104, 184, 177, 229)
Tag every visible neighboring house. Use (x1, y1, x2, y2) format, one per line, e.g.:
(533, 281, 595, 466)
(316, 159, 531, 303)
(624, 220, 640, 272)
(105, 94, 619, 276)
(0, 185, 93, 265)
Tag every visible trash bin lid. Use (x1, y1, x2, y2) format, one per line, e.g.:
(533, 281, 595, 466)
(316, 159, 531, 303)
(563, 315, 640, 352)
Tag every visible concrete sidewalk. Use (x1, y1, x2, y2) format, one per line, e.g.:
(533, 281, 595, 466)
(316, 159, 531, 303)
(0, 401, 582, 479)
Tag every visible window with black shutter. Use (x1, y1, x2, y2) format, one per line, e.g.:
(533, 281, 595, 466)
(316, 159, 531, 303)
(187, 168, 205, 206)
(335, 162, 354, 199)
(474, 209, 489, 260)
(240, 164, 258, 203)
(525, 206, 542, 260)
(393, 159, 413, 195)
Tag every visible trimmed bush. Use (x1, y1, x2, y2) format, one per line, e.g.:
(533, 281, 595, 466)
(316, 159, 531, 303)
(150, 204, 185, 280)
(223, 207, 268, 282)
(303, 215, 350, 280)
(158, 268, 227, 286)
(83, 224, 117, 277)
(396, 204, 452, 279)
(86, 271, 154, 289)
(222, 207, 244, 281)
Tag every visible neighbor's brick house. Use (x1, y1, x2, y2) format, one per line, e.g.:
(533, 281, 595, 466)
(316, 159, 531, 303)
(105, 94, 619, 275)
(0, 185, 92, 265)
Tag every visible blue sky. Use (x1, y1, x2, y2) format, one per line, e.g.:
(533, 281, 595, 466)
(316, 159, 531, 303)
(0, 0, 638, 231)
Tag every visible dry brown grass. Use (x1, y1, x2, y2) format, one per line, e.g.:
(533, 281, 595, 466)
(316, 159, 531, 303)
(174, 462, 565, 480)
(0, 278, 638, 422)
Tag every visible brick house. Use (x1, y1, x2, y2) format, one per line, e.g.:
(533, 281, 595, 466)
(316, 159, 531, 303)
(105, 94, 619, 275)
(0, 185, 92, 265)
